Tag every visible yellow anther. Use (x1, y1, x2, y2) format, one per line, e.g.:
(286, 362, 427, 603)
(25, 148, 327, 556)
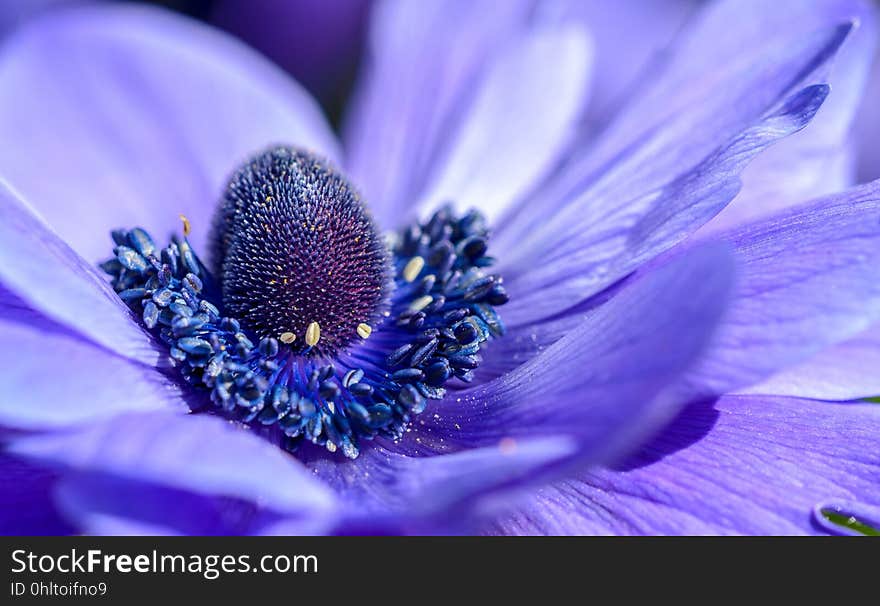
(279, 332, 296, 344)
(402, 256, 425, 282)
(356, 323, 372, 339)
(409, 295, 433, 312)
(179, 214, 191, 236)
(305, 321, 321, 347)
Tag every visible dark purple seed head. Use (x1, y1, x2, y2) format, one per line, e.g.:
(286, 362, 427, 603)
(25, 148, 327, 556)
(212, 146, 391, 357)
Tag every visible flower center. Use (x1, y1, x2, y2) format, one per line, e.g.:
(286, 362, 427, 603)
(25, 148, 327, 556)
(212, 147, 390, 357)
(101, 145, 508, 459)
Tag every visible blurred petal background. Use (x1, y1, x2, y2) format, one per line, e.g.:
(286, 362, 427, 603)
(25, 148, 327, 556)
(3, 0, 877, 179)
(212, 0, 370, 122)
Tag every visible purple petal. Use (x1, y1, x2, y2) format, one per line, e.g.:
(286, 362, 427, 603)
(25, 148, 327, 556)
(0, 316, 180, 428)
(0, 280, 67, 334)
(0, 454, 73, 535)
(582, 0, 863, 169)
(683, 182, 880, 398)
(0, 0, 76, 37)
(0, 181, 163, 365)
(501, 83, 829, 329)
(299, 436, 579, 534)
(409, 243, 734, 461)
(486, 395, 880, 535)
(854, 42, 880, 182)
(9, 411, 336, 519)
(12, 409, 577, 534)
(345, 0, 577, 225)
(412, 24, 592, 223)
(495, 1, 858, 326)
(53, 474, 284, 536)
(563, 0, 698, 131)
(0, 4, 339, 264)
(702, 0, 878, 234)
(739, 323, 880, 401)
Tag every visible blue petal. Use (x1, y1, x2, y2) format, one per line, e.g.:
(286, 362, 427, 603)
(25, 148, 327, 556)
(562, 0, 697, 132)
(495, 1, 859, 327)
(52, 473, 286, 536)
(297, 436, 580, 534)
(0, 182, 163, 366)
(345, 0, 591, 226)
(9, 411, 337, 521)
(739, 322, 880, 400)
(486, 395, 880, 535)
(407, 243, 735, 463)
(0, 316, 179, 428)
(0, 454, 73, 535)
(0, 0, 71, 37)
(702, 0, 878, 233)
(682, 182, 880, 398)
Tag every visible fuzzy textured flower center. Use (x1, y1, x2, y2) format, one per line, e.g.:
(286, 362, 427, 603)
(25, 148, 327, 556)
(212, 147, 390, 357)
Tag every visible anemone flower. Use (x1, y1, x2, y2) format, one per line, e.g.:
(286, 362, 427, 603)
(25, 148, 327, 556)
(1, 0, 880, 536)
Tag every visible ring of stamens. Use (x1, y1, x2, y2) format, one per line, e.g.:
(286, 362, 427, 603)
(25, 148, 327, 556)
(101, 153, 507, 459)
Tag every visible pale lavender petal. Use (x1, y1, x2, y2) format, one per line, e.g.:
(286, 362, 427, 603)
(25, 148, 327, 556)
(487, 396, 880, 535)
(343, 0, 535, 223)
(495, 1, 858, 326)
(561, 0, 697, 131)
(702, 0, 877, 234)
(579, 0, 863, 172)
(0, 317, 181, 428)
(407, 243, 734, 462)
(501, 83, 830, 328)
(738, 322, 880, 401)
(0, 4, 339, 264)
(0, 181, 163, 365)
(683, 182, 880, 398)
(9, 411, 336, 518)
(0, 280, 68, 335)
(413, 24, 592, 223)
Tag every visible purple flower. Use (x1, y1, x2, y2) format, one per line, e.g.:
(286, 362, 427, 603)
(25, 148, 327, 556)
(1, 0, 879, 536)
